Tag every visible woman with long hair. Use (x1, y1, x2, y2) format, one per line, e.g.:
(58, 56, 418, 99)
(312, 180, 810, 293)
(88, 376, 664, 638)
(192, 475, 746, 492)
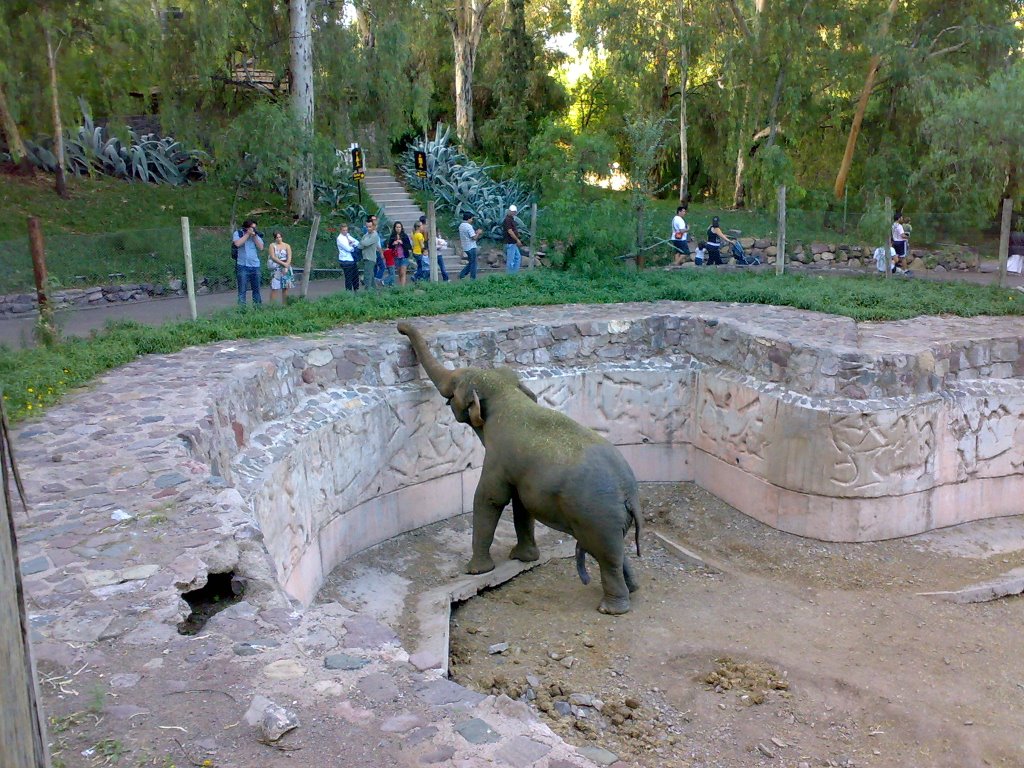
(388, 221, 413, 286)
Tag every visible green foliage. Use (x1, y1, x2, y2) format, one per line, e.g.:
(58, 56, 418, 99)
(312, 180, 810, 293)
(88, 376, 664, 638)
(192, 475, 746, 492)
(19, 101, 206, 185)
(520, 121, 616, 198)
(4, 268, 1022, 422)
(401, 123, 534, 237)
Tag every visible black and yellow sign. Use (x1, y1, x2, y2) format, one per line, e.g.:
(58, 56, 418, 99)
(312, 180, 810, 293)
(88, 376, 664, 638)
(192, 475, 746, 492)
(351, 147, 365, 181)
(414, 150, 427, 178)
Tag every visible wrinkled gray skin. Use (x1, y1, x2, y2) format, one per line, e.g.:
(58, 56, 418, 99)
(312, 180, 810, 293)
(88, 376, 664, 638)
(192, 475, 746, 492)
(397, 322, 642, 614)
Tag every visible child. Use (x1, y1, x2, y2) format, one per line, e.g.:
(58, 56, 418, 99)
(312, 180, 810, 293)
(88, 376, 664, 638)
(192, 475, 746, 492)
(693, 241, 708, 266)
(382, 247, 397, 287)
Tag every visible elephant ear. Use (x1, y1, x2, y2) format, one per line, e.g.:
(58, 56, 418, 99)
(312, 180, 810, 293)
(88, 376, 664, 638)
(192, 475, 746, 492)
(517, 381, 539, 403)
(469, 389, 484, 428)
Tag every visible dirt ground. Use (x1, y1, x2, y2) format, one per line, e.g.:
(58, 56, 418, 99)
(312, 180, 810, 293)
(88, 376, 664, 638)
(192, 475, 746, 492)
(447, 483, 1024, 768)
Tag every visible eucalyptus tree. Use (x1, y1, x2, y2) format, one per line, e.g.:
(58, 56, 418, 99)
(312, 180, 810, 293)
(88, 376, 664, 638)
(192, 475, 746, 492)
(290, 0, 315, 219)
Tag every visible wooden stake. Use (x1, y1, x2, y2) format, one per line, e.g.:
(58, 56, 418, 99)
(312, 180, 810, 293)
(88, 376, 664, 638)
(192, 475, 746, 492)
(775, 185, 786, 276)
(27, 218, 57, 346)
(427, 201, 438, 282)
(998, 197, 1013, 288)
(528, 203, 538, 269)
(884, 197, 893, 279)
(181, 217, 197, 321)
(301, 213, 321, 298)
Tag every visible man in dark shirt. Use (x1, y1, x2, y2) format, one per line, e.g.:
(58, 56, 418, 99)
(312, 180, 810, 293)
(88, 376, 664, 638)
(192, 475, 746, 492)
(503, 205, 524, 274)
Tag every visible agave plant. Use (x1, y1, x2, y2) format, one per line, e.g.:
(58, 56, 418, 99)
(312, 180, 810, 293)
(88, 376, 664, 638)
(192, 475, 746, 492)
(23, 99, 207, 185)
(400, 122, 534, 239)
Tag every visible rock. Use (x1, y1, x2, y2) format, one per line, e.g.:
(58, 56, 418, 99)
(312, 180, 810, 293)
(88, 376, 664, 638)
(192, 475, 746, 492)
(307, 348, 333, 367)
(934, 265, 947, 272)
(301, 368, 316, 384)
(262, 659, 307, 680)
(496, 736, 552, 768)
(559, 656, 577, 669)
(420, 746, 456, 764)
(568, 693, 595, 707)
(244, 695, 275, 726)
(766, 246, 778, 257)
(488, 642, 510, 655)
(380, 712, 426, 733)
(259, 703, 299, 742)
(553, 700, 572, 716)
(167, 279, 183, 291)
(455, 717, 501, 745)
(624, 697, 641, 709)
(577, 746, 620, 766)
(324, 652, 369, 671)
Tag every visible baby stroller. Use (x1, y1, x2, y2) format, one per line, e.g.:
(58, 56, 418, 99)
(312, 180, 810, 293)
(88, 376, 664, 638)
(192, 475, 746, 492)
(731, 240, 759, 266)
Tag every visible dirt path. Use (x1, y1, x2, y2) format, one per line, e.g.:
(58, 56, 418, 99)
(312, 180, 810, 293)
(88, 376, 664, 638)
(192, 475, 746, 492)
(447, 484, 1024, 768)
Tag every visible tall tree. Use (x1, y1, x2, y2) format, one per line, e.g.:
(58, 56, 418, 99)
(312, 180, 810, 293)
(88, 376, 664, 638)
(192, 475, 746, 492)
(44, 23, 68, 198)
(290, 0, 315, 219)
(445, 0, 493, 147)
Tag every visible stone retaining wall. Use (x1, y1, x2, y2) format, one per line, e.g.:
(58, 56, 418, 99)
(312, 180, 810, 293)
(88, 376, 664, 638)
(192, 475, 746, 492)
(174, 305, 1024, 605)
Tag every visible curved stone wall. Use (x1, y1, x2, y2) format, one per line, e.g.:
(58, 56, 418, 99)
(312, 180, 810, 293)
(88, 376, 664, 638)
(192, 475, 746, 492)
(181, 304, 1024, 605)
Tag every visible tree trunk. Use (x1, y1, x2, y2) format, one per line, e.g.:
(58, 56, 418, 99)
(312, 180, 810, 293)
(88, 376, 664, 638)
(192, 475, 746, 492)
(289, 0, 315, 220)
(0, 82, 30, 171)
(834, 0, 900, 199)
(44, 27, 68, 199)
(678, 0, 690, 203)
(449, 0, 490, 148)
(352, 1, 374, 47)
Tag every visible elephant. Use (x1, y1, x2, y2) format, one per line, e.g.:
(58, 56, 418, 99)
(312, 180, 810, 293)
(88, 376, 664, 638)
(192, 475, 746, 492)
(397, 322, 642, 614)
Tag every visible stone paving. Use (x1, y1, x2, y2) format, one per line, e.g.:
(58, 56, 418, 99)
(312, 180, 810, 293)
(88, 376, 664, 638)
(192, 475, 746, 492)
(10, 301, 1024, 767)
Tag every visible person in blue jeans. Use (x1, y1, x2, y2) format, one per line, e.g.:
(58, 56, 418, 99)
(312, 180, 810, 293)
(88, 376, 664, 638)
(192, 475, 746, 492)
(458, 211, 483, 280)
(503, 204, 524, 273)
(232, 218, 264, 305)
(418, 215, 450, 281)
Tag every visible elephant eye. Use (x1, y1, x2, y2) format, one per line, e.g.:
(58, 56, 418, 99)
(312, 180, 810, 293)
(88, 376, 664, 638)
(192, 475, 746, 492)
(445, 397, 453, 406)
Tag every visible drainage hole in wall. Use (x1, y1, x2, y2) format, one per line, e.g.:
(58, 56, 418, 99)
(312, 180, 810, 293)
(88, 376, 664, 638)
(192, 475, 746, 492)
(177, 571, 245, 636)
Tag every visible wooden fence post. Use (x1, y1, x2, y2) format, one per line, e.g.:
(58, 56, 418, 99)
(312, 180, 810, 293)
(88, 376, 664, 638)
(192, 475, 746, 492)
(301, 213, 321, 299)
(883, 197, 893, 279)
(27, 218, 57, 347)
(1, 394, 51, 768)
(998, 198, 1013, 288)
(427, 201, 438, 282)
(528, 203, 538, 269)
(181, 217, 197, 321)
(775, 185, 786, 276)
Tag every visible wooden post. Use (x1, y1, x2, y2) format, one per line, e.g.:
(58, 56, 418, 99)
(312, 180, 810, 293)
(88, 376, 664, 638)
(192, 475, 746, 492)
(998, 197, 1013, 288)
(427, 201, 438, 282)
(528, 203, 538, 269)
(775, 185, 786, 276)
(883, 197, 893, 279)
(1, 394, 51, 768)
(27, 218, 57, 347)
(180, 217, 197, 321)
(301, 213, 321, 298)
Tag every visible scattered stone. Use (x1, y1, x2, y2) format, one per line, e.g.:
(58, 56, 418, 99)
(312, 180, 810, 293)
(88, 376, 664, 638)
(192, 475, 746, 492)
(488, 642, 510, 655)
(420, 746, 456, 764)
(259, 703, 299, 742)
(243, 695, 275, 726)
(455, 717, 501, 745)
(20, 556, 50, 576)
(109, 673, 141, 689)
(559, 656, 577, 669)
(757, 743, 775, 758)
(380, 712, 426, 733)
(553, 701, 572, 716)
(154, 472, 187, 489)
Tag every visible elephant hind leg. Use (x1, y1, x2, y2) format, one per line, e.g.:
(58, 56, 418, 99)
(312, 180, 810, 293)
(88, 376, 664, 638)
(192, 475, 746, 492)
(469, 475, 512, 575)
(595, 556, 631, 615)
(508, 490, 540, 563)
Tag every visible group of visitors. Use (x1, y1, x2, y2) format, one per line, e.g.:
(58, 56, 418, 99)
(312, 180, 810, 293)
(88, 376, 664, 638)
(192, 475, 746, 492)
(669, 205, 756, 267)
(232, 204, 526, 305)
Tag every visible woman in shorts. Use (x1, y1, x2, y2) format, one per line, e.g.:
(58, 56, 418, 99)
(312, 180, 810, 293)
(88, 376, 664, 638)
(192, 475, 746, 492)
(268, 231, 294, 304)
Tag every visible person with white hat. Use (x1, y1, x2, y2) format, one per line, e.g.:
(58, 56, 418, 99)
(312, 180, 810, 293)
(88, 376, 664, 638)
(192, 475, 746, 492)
(503, 204, 525, 274)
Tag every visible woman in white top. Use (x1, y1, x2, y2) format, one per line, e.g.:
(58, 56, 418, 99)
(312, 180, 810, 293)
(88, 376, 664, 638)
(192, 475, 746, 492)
(891, 213, 909, 268)
(268, 231, 294, 304)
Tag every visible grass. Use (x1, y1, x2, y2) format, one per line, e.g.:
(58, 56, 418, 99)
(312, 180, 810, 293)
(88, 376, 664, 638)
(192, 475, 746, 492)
(0, 175, 378, 293)
(3, 267, 1021, 422)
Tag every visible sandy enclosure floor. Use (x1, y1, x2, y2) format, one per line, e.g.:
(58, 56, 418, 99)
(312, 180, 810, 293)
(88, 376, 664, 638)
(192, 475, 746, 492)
(322, 482, 1024, 768)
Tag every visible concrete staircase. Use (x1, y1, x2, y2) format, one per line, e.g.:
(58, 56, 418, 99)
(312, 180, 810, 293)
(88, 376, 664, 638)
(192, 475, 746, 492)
(363, 167, 424, 226)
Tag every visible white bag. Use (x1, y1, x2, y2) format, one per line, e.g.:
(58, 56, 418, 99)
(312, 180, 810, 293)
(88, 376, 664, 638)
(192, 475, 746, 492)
(1008, 253, 1023, 275)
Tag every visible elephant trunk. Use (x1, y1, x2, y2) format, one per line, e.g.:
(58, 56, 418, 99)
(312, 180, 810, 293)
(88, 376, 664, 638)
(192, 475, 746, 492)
(397, 322, 456, 398)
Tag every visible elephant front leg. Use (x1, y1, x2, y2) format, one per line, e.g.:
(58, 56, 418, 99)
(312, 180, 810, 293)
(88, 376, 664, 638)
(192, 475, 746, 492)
(468, 477, 511, 575)
(508, 491, 540, 563)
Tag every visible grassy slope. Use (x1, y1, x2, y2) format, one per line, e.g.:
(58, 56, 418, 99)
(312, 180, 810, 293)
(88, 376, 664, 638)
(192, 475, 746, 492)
(2, 268, 1021, 422)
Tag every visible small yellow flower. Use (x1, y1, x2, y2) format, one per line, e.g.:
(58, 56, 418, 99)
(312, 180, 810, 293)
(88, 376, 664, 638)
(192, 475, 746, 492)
(27, 404, 32, 410)
(27, 387, 33, 393)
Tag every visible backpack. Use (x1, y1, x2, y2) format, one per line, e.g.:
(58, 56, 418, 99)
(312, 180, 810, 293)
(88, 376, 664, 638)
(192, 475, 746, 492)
(231, 231, 240, 260)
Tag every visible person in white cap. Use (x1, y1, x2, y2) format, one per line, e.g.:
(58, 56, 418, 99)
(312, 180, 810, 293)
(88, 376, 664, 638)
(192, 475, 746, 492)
(503, 204, 524, 273)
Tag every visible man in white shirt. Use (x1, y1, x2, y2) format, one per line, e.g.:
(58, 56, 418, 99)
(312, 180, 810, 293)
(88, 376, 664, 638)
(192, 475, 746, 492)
(670, 205, 690, 265)
(336, 222, 360, 291)
(458, 212, 483, 280)
(891, 213, 909, 269)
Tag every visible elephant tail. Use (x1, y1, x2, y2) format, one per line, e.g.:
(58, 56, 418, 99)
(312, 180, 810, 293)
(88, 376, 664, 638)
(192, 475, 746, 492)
(575, 542, 591, 585)
(626, 491, 642, 558)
